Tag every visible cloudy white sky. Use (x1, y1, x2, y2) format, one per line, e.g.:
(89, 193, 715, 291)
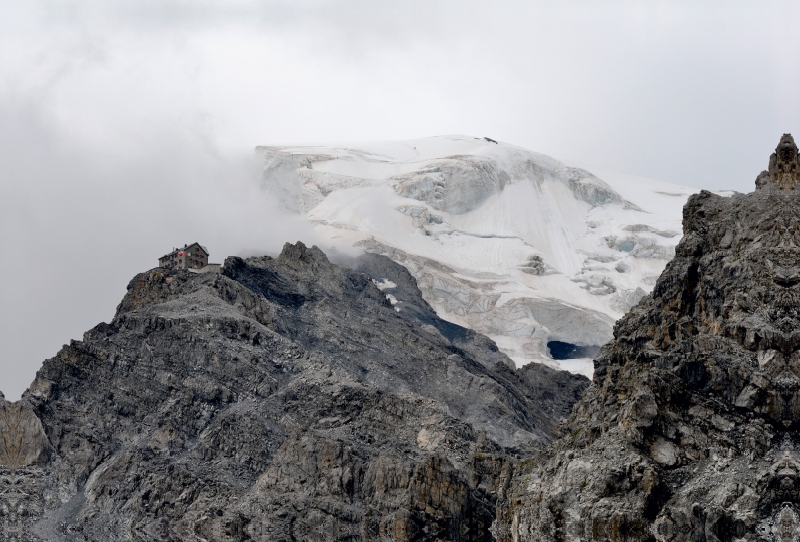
(1, 0, 799, 399)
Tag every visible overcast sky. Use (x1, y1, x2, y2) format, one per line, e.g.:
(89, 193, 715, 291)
(1, 1, 799, 400)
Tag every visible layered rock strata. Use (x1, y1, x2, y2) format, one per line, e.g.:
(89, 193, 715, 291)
(496, 135, 800, 541)
(0, 242, 587, 541)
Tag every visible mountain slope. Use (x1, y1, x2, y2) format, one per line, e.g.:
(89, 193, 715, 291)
(257, 135, 707, 376)
(494, 134, 800, 541)
(0, 243, 587, 541)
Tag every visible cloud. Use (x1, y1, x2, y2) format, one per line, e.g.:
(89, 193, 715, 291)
(1, 0, 800, 397)
(0, 90, 320, 400)
(3, 1, 797, 186)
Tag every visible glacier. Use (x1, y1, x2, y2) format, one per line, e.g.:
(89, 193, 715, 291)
(257, 135, 723, 377)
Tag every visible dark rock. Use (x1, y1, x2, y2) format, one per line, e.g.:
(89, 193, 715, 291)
(0, 241, 588, 541)
(495, 134, 800, 541)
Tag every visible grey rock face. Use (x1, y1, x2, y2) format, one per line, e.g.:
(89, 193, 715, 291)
(0, 242, 587, 541)
(495, 134, 800, 541)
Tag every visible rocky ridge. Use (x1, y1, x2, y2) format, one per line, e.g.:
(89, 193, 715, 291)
(494, 134, 800, 541)
(0, 242, 587, 541)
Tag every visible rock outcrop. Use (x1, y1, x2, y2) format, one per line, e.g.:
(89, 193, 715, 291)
(495, 135, 800, 541)
(0, 242, 587, 541)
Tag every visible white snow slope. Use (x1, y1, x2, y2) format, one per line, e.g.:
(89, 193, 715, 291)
(257, 135, 716, 378)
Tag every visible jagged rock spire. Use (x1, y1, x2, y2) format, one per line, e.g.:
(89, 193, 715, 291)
(496, 137, 800, 541)
(757, 133, 800, 190)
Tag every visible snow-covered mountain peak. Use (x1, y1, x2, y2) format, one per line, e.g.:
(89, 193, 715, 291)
(257, 135, 704, 377)
(259, 135, 631, 215)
